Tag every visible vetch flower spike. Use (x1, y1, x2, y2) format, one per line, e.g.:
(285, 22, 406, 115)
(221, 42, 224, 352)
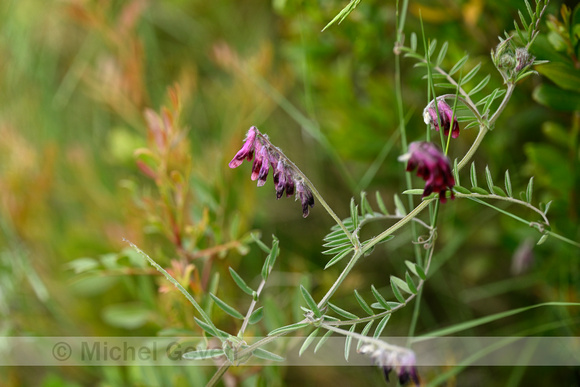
(228, 127, 257, 168)
(359, 343, 420, 386)
(423, 99, 460, 138)
(229, 126, 315, 218)
(399, 141, 455, 203)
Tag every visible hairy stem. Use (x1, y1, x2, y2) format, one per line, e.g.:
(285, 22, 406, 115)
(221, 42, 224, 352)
(256, 132, 354, 241)
(320, 323, 415, 355)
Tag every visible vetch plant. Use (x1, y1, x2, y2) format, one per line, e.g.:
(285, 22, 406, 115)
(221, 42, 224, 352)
(129, 1, 580, 385)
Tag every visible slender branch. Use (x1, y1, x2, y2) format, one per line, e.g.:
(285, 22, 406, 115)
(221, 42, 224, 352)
(454, 192, 550, 225)
(317, 249, 362, 309)
(354, 213, 433, 237)
(489, 83, 515, 125)
(433, 65, 477, 110)
(206, 364, 229, 387)
(238, 276, 267, 337)
(457, 125, 488, 171)
(361, 199, 434, 255)
(325, 245, 436, 326)
(256, 132, 354, 242)
(320, 323, 415, 356)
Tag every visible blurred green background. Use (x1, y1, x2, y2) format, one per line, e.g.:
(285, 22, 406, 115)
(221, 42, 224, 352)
(1, 0, 579, 386)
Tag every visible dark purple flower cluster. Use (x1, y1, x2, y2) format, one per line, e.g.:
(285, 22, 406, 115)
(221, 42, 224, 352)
(423, 99, 460, 138)
(359, 343, 420, 386)
(399, 141, 455, 203)
(229, 126, 315, 217)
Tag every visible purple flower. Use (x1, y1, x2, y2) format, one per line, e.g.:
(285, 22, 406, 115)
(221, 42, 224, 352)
(296, 181, 315, 218)
(511, 238, 534, 276)
(229, 126, 315, 217)
(359, 344, 420, 386)
(229, 126, 257, 168)
(399, 141, 455, 203)
(423, 99, 460, 138)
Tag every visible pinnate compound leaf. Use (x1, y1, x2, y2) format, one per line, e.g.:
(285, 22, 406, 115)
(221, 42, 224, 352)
(492, 186, 507, 197)
(322, 0, 362, 31)
(268, 322, 310, 336)
(210, 293, 245, 319)
(449, 54, 469, 76)
(405, 261, 427, 280)
(299, 328, 320, 356)
(182, 349, 225, 360)
(405, 272, 418, 295)
(436, 41, 448, 67)
(194, 317, 228, 339)
(505, 170, 513, 197)
(300, 285, 322, 318)
(322, 243, 353, 255)
(344, 324, 356, 361)
(543, 200, 552, 215)
(470, 187, 489, 195)
(324, 248, 353, 270)
(253, 348, 284, 362)
(526, 176, 534, 203)
(328, 302, 359, 320)
(403, 189, 424, 195)
(373, 314, 391, 339)
(537, 233, 549, 245)
(371, 285, 391, 310)
(469, 74, 491, 95)
(376, 191, 389, 215)
(252, 233, 271, 253)
(314, 329, 334, 353)
(470, 162, 478, 188)
(354, 290, 374, 316)
(394, 194, 407, 216)
(229, 267, 254, 296)
(485, 165, 494, 192)
(391, 276, 412, 295)
(453, 185, 471, 195)
(461, 62, 482, 85)
(390, 278, 406, 303)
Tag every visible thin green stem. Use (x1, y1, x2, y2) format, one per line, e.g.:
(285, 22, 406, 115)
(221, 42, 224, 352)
(238, 276, 267, 337)
(206, 364, 229, 387)
(395, 0, 422, 265)
(319, 199, 434, 309)
(489, 83, 515, 125)
(362, 199, 434, 255)
(325, 245, 436, 326)
(547, 231, 580, 248)
(317, 249, 363, 308)
(256, 132, 353, 241)
(320, 323, 415, 355)
(457, 125, 488, 171)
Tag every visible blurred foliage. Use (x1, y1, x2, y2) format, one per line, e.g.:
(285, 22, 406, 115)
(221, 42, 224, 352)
(0, 0, 578, 386)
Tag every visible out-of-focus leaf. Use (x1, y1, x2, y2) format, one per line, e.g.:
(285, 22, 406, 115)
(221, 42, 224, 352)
(535, 63, 580, 91)
(249, 307, 264, 324)
(102, 302, 151, 329)
(532, 83, 580, 111)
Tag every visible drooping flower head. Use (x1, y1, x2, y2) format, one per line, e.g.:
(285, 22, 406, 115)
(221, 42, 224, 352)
(228, 127, 257, 168)
(423, 99, 460, 138)
(359, 343, 420, 386)
(229, 126, 314, 218)
(399, 141, 455, 203)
